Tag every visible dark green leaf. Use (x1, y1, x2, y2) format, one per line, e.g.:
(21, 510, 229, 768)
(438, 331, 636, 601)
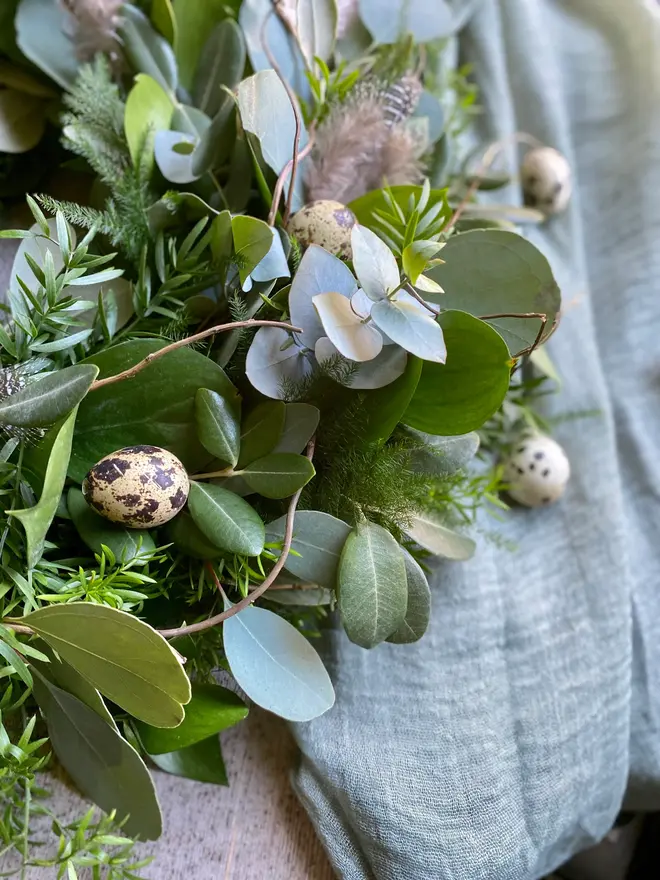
(237, 400, 285, 467)
(32, 672, 162, 839)
(231, 215, 273, 286)
(148, 733, 228, 785)
(165, 511, 223, 559)
(188, 482, 265, 556)
(194, 388, 241, 467)
(273, 403, 319, 454)
(265, 510, 350, 589)
(151, 0, 177, 44)
(70, 340, 239, 482)
(0, 364, 99, 428)
(338, 520, 408, 648)
(359, 355, 422, 444)
(386, 549, 431, 644)
(426, 229, 561, 354)
(172, 0, 229, 89)
(240, 453, 315, 499)
(136, 683, 247, 754)
(193, 19, 246, 117)
(67, 488, 156, 564)
(119, 3, 178, 91)
(23, 603, 191, 727)
(403, 311, 511, 435)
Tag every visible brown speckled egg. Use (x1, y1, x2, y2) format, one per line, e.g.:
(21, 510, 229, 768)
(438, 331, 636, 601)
(287, 200, 356, 259)
(82, 445, 189, 529)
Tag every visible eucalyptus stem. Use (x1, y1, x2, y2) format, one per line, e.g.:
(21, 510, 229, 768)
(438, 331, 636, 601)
(159, 438, 316, 639)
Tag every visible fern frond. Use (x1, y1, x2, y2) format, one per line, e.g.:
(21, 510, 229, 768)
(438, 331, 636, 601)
(36, 195, 111, 235)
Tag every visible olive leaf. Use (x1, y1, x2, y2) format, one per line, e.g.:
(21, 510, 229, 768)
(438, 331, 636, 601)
(188, 482, 265, 556)
(23, 603, 192, 727)
(193, 18, 246, 117)
(0, 364, 99, 429)
(171, 0, 228, 90)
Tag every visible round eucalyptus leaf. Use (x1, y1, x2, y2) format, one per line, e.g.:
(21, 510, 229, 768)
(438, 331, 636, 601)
(188, 482, 265, 556)
(289, 245, 357, 348)
(154, 130, 200, 183)
(403, 310, 511, 436)
(313, 292, 383, 362)
(371, 296, 446, 362)
(351, 224, 400, 301)
(358, 0, 454, 45)
(246, 328, 313, 400)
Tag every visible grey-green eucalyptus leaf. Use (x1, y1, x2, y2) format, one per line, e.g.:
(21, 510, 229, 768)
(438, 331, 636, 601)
(387, 549, 431, 644)
(406, 512, 476, 561)
(265, 510, 351, 590)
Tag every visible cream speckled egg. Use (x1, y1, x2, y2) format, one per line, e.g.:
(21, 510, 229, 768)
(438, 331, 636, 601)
(502, 434, 570, 508)
(521, 147, 572, 215)
(83, 445, 189, 528)
(287, 200, 356, 259)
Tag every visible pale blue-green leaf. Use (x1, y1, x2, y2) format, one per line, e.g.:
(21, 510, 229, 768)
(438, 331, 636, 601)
(351, 225, 400, 301)
(315, 337, 408, 390)
(371, 296, 446, 362)
(406, 512, 476, 561)
(240, 453, 315, 499)
(32, 673, 162, 840)
(67, 487, 156, 564)
(265, 510, 351, 589)
(188, 482, 265, 556)
(237, 70, 309, 212)
(245, 327, 313, 399)
(193, 19, 246, 117)
(358, 0, 454, 45)
(223, 604, 335, 721)
(297, 0, 337, 66)
(405, 429, 480, 476)
(154, 131, 200, 184)
(10, 408, 77, 568)
(273, 403, 319, 454)
(16, 0, 79, 90)
(171, 104, 211, 138)
(118, 4, 178, 91)
(124, 73, 173, 176)
(386, 548, 431, 644)
(338, 520, 408, 648)
(0, 365, 98, 428)
(289, 244, 357, 347)
(251, 228, 290, 282)
(414, 89, 445, 143)
(313, 291, 383, 362)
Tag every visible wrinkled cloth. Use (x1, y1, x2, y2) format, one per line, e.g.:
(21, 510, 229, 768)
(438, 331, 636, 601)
(291, 2, 660, 878)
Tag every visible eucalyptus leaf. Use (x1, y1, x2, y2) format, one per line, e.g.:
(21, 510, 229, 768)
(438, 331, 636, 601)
(16, 0, 79, 90)
(118, 4, 178, 91)
(67, 488, 156, 564)
(351, 225, 400, 301)
(0, 89, 46, 153)
(267, 585, 334, 607)
(426, 229, 561, 354)
(237, 70, 309, 212)
(231, 215, 273, 286)
(195, 388, 241, 467)
(405, 429, 480, 476)
(317, 340, 408, 391)
(32, 673, 162, 840)
(265, 510, 351, 589)
(406, 512, 476, 561)
(273, 403, 319, 454)
(297, 0, 337, 66)
(10, 408, 77, 568)
(124, 73, 174, 176)
(289, 245, 357, 348)
(237, 400, 286, 467)
(338, 520, 408, 648)
(358, 354, 421, 443)
(371, 296, 446, 362)
(136, 683, 247, 754)
(358, 0, 454, 44)
(154, 130, 200, 184)
(403, 311, 511, 435)
(0, 365, 98, 429)
(386, 549, 431, 644)
(251, 228, 291, 282)
(193, 19, 246, 117)
(70, 340, 239, 482)
(313, 291, 383, 362)
(241, 453, 315, 499)
(245, 327, 313, 400)
(223, 604, 335, 721)
(172, 0, 229, 90)
(151, 0, 176, 44)
(188, 482, 265, 556)
(148, 734, 228, 785)
(23, 603, 192, 727)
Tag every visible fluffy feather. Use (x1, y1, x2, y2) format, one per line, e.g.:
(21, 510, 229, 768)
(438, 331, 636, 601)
(61, 0, 122, 60)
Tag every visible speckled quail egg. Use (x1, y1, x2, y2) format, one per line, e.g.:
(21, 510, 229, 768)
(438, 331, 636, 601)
(83, 445, 189, 529)
(521, 147, 572, 215)
(502, 433, 570, 507)
(287, 200, 356, 259)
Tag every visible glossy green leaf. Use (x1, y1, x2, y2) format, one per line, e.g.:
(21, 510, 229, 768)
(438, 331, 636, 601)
(23, 604, 191, 727)
(237, 400, 285, 467)
(359, 355, 422, 444)
(119, 3, 178, 91)
(195, 388, 241, 467)
(406, 429, 480, 476)
(387, 549, 431, 644)
(0, 638, 32, 688)
(10, 408, 77, 568)
(231, 215, 273, 286)
(124, 73, 174, 176)
(70, 340, 239, 482)
(273, 403, 319, 454)
(297, 0, 337, 66)
(193, 19, 246, 117)
(241, 453, 315, 499)
(265, 510, 351, 590)
(148, 733, 228, 786)
(67, 488, 156, 564)
(172, 0, 228, 89)
(188, 482, 265, 556)
(165, 511, 223, 559)
(223, 604, 335, 721)
(151, 0, 176, 44)
(338, 520, 408, 648)
(209, 210, 233, 263)
(358, 0, 453, 44)
(406, 512, 476, 561)
(426, 229, 561, 354)
(0, 364, 99, 429)
(136, 683, 247, 754)
(371, 297, 446, 362)
(403, 311, 511, 435)
(0, 89, 46, 153)
(16, 0, 79, 90)
(32, 673, 162, 839)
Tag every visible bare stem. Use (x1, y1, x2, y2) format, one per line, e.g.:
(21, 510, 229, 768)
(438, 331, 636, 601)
(159, 438, 316, 639)
(403, 283, 440, 316)
(478, 311, 548, 356)
(268, 136, 315, 227)
(1, 622, 33, 635)
(89, 320, 301, 391)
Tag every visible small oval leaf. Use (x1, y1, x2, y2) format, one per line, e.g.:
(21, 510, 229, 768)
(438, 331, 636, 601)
(188, 482, 265, 556)
(386, 549, 431, 644)
(195, 388, 241, 467)
(238, 399, 286, 467)
(240, 452, 315, 499)
(0, 364, 99, 428)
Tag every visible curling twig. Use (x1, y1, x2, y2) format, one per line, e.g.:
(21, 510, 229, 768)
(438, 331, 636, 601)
(159, 438, 316, 639)
(478, 311, 548, 357)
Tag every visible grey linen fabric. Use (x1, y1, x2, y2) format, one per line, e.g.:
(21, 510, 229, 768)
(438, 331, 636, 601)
(290, 2, 660, 878)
